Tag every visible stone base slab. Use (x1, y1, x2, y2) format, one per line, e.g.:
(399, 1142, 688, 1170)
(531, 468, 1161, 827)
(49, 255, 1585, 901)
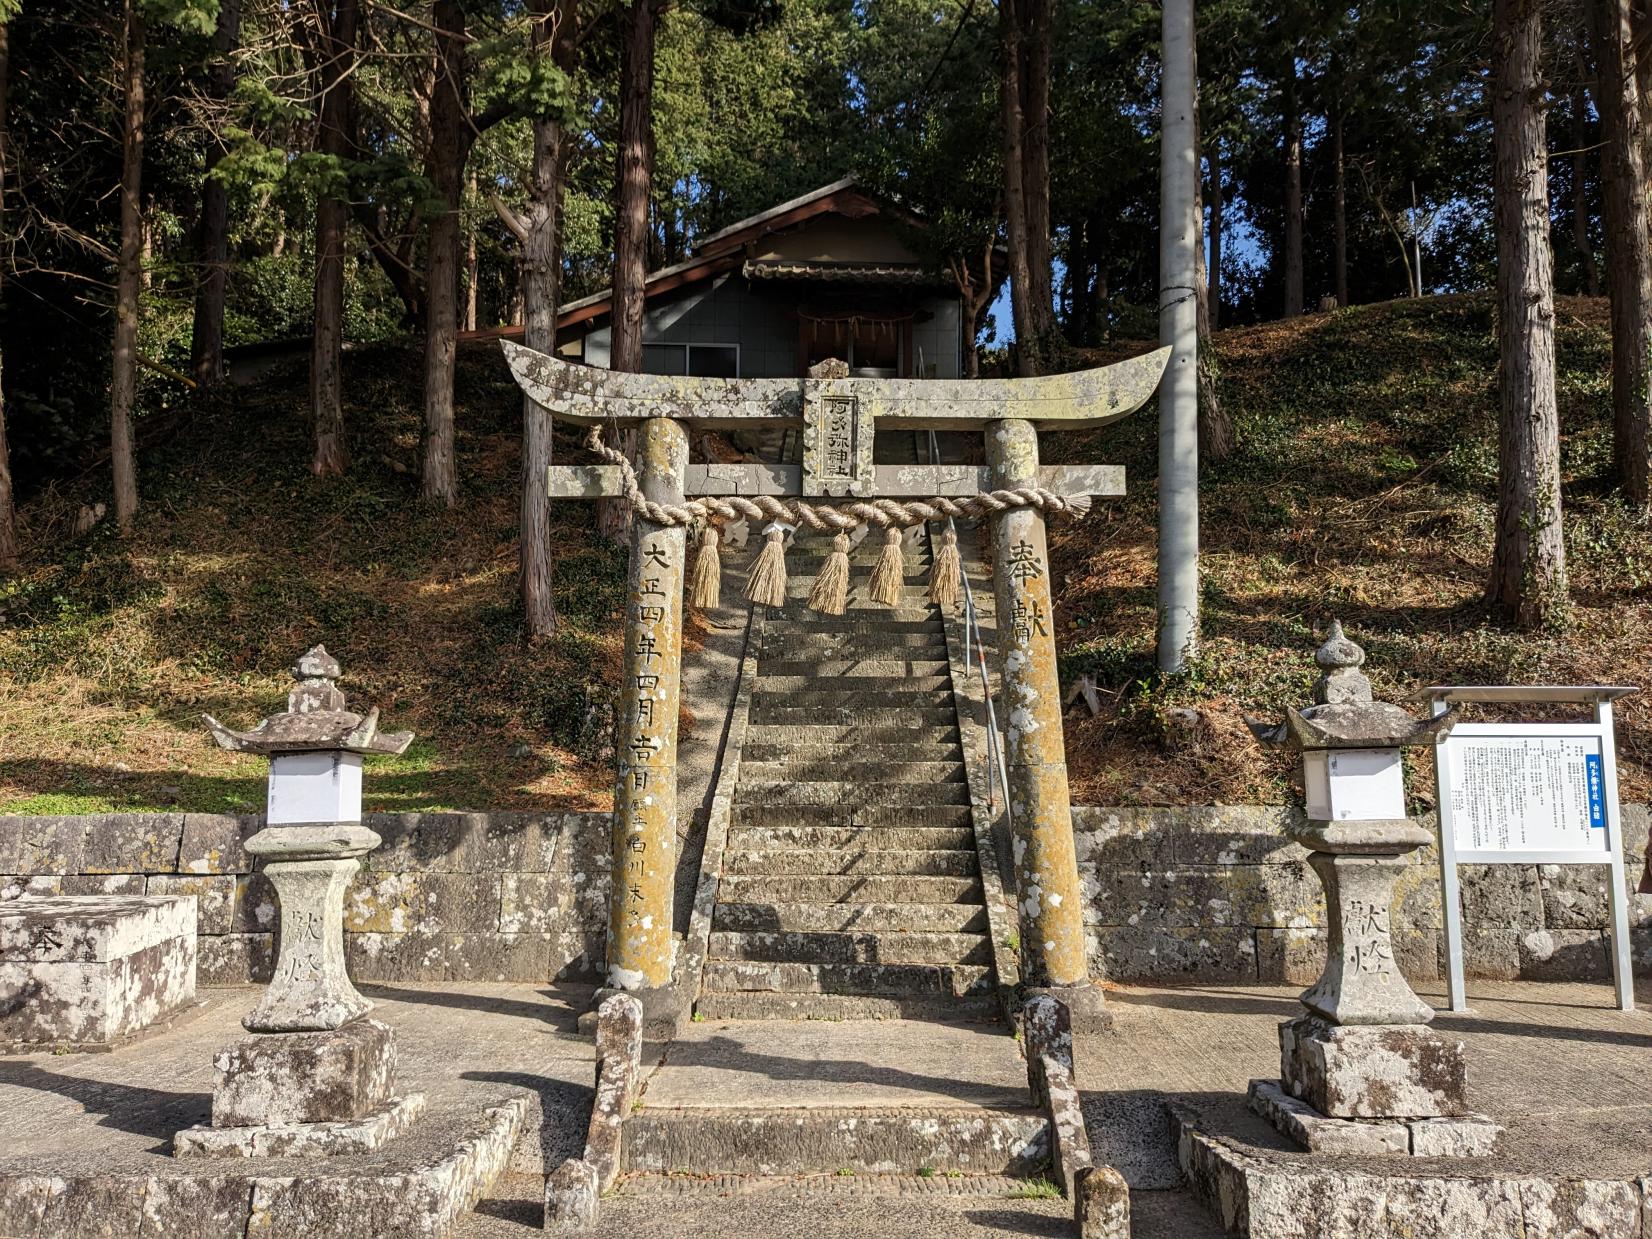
(0, 1099, 524, 1239)
(0, 997, 210, 1057)
(1280, 1015, 1467, 1119)
(212, 1017, 396, 1127)
(1248, 1080, 1500, 1157)
(1174, 1103, 1639, 1239)
(173, 1092, 425, 1159)
(0, 896, 197, 1045)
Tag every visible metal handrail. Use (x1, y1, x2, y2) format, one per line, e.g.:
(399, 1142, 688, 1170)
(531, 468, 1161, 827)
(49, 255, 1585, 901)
(925, 431, 1014, 833)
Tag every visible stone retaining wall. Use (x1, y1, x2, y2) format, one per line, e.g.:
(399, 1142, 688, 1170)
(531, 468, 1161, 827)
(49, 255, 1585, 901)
(3, 806, 1647, 986)
(1074, 805, 1652, 985)
(0, 813, 609, 986)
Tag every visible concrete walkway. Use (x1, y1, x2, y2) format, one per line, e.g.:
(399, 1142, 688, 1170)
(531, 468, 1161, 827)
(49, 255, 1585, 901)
(0, 982, 598, 1180)
(5, 978, 1649, 1235)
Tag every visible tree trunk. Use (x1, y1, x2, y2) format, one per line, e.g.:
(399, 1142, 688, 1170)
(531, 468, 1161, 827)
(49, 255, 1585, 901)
(310, 0, 359, 477)
(1332, 108, 1348, 308)
(420, 0, 476, 507)
(1192, 102, 1232, 461)
(602, 0, 658, 538)
(518, 0, 575, 640)
(1000, 0, 1040, 375)
(1158, 0, 1200, 670)
(1282, 67, 1304, 318)
(464, 171, 478, 332)
(1574, 38, 1601, 296)
(111, 0, 144, 531)
(1022, 0, 1054, 334)
(0, 21, 16, 573)
(190, 0, 240, 387)
(1593, 0, 1652, 508)
(1488, 0, 1569, 626)
(1207, 139, 1222, 329)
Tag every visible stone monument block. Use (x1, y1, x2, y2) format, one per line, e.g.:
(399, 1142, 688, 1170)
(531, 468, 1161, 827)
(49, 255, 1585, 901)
(211, 1016, 396, 1127)
(0, 895, 197, 1046)
(1280, 1016, 1467, 1119)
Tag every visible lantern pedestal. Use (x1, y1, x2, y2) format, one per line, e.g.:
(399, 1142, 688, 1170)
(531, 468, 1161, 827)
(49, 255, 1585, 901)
(178, 646, 422, 1160)
(1245, 623, 1499, 1158)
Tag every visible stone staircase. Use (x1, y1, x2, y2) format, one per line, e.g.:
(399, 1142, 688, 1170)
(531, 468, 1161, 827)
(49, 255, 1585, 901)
(696, 525, 1000, 1021)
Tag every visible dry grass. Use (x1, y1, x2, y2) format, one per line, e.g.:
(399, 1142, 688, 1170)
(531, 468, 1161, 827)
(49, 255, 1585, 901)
(3, 295, 1647, 816)
(0, 340, 629, 814)
(1046, 294, 1651, 808)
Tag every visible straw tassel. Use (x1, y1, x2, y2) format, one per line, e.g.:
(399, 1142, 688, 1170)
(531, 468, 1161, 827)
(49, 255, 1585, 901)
(807, 531, 852, 615)
(745, 524, 789, 608)
(867, 525, 907, 607)
(928, 525, 961, 610)
(689, 524, 722, 609)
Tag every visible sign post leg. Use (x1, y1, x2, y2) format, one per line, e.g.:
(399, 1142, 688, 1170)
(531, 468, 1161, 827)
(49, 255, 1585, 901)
(986, 418, 1108, 1030)
(1431, 698, 1470, 1013)
(1600, 701, 1635, 1012)
(609, 416, 688, 1004)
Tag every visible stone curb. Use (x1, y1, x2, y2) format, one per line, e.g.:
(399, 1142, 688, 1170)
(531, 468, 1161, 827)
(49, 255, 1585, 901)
(677, 604, 763, 1019)
(930, 519, 1022, 1018)
(545, 992, 644, 1233)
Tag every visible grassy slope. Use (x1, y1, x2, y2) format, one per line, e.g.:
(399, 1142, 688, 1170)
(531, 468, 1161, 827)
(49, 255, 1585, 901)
(0, 341, 630, 814)
(1047, 294, 1650, 807)
(2, 295, 1646, 815)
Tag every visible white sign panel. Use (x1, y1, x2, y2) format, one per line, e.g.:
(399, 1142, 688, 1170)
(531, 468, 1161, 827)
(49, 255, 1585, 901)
(1424, 685, 1636, 1014)
(1444, 734, 1607, 857)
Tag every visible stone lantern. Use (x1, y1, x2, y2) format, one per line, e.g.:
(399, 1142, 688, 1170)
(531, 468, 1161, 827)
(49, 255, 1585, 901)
(175, 646, 424, 1158)
(1243, 623, 1500, 1157)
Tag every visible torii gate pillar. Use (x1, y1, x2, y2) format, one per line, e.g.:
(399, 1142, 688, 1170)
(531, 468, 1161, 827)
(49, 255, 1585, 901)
(609, 416, 688, 1003)
(987, 419, 1110, 1030)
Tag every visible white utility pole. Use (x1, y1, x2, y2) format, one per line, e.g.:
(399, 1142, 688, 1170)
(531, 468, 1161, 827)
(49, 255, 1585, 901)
(1157, 0, 1200, 672)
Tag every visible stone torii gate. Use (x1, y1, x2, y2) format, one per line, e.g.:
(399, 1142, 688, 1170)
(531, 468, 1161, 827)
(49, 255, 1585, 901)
(504, 341, 1169, 1030)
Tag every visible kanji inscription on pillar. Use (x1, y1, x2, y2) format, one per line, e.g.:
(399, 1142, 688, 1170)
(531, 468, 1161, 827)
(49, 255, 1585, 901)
(609, 418, 687, 992)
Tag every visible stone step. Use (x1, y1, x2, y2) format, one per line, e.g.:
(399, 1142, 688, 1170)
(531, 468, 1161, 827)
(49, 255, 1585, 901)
(764, 620, 940, 635)
(753, 675, 953, 693)
(756, 644, 951, 664)
(708, 930, 992, 966)
(729, 825, 975, 851)
(757, 659, 952, 677)
(743, 724, 959, 747)
(725, 848, 979, 877)
(729, 804, 974, 829)
(760, 637, 947, 656)
(692, 991, 1002, 1022)
(701, 959, 994, 997)
(718, 874, 981, 904)
(781, 585, 934, 603)
(749, 689, 953, 711)
(784, 555, 931, 570)
(747, 707, 959, 728)
(737, 761, 966, 785)
(616, 1173, 1042, 1200)
(733, 781, 971, 807)
(622, 1106, 1043, 1175)
(712, 901, 990, 934)
(741, 742, 961, 764)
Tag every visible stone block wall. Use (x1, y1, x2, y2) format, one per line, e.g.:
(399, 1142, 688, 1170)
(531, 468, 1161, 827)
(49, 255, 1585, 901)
(0, 813, 609, 986)
(5, 806, 1649, 988)
(1073, 805, 1652, 985)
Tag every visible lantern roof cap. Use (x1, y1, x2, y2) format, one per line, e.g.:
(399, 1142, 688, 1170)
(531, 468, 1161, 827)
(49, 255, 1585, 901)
(202, 645, 414, 757)
(1246, 622, 1455, 751)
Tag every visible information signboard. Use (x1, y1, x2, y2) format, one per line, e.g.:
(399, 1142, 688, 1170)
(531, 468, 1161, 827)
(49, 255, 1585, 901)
(1423, 687, 1637, 1013)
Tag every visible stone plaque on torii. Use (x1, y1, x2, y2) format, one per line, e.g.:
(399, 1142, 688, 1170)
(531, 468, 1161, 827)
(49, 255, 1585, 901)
(504, 341, 1169, 1032)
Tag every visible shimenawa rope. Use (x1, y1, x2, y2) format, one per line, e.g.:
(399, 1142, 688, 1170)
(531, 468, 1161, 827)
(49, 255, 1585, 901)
(584, 427, 1089, 612)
